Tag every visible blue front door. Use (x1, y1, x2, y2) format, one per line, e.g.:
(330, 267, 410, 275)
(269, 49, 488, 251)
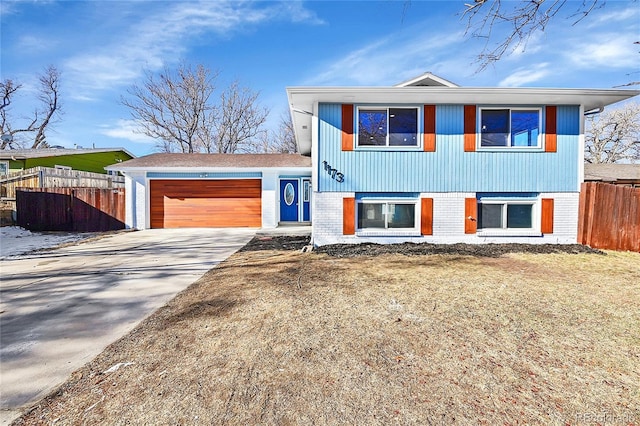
(280, 179, 299, 222)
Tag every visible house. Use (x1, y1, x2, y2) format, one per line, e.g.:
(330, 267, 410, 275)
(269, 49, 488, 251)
(106, 153, 311, 229)
(0, 147, 134, 175)
(584, 163, 640, 187)
(286, 72, 639, 246)
(1, 148, 134, 225)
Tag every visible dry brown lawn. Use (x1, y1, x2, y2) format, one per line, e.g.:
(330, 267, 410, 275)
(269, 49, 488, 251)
(16, 246, 640, 425)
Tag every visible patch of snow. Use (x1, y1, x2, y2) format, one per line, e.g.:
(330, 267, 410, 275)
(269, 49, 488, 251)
(0, 226, 96, 259)
(102, 362, 135, 374)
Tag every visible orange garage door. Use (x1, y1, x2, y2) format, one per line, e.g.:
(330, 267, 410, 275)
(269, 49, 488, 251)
(150, 179, 261, 228)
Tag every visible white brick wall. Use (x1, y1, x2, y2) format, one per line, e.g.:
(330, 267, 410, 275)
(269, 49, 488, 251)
(312, 192, 353, 246)
(311, 192, 580, 246)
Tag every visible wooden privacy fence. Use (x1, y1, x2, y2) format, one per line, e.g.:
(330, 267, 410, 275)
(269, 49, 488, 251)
(16, 187, 126, 232)
(1, 167, 124, 200)
(578, 182, 640, 252)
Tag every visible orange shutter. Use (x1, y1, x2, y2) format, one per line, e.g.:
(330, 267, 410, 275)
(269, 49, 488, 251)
(421, 198, 434, 235)
(545, 106, 557, 153)
(464, 105, 476, 152)
(541, 198, 554, 234)
(342, 104, 354, 151)
(343, 197, 355, 235)
(423, 105, 436, 152)
(465, 197, 477, 234)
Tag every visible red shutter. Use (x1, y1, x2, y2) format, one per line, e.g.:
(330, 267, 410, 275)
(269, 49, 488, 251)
(541, 198, 554, 234)
(342, 104, 354, 151)
(423, 105, 436, 152)
(421, 198, 433, 235)
(343, 197, 355, 235)
(464, 105, 476, 152)
(465, 198, 477, 234)
(545, 106, 557, 153)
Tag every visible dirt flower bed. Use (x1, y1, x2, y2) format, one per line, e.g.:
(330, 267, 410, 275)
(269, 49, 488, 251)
(242, 236, 604, 257)
(15, 239, 639, 425)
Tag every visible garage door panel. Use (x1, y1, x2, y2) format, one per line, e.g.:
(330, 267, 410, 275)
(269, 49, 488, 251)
(150, 179, 262, 228)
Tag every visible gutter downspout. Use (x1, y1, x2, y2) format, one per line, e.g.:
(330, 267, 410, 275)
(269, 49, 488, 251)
(584, 107, 604, 116)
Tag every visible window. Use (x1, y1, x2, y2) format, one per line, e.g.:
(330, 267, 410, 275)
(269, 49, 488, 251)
(357, 107, 418, 147)
(480, 108, 541, 148)
(357, 200, 417, 230)
(0, 161, 8, 176)
(302, 180, 311, 203)
(283, 183, 295, 206)
(478, 201, 535, 230)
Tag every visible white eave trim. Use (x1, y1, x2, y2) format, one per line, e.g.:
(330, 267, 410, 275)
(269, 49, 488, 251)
(286, 86, 640, 111)
(107, 166, 312, 173)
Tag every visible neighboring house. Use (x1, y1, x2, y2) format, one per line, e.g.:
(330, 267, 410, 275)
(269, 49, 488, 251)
(106, 153, 311, 229)
(287, 72, 639, 246)
(0, 148, 134, 175)
(584, 163, 640, 187)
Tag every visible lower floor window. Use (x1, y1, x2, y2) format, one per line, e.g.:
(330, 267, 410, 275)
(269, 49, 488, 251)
(357, 201, 416, 230)
(478, 202, 533, 229)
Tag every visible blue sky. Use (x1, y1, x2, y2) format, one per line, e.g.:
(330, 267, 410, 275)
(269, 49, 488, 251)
(1, 0, 638, 157)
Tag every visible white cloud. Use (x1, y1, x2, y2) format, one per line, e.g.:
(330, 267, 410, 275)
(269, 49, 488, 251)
(584, 6, 639, 27)
(499, 64, 551, 87)
(100, 120, 156, 144)
(63, 0, 321, 97)
(564, 34, 639, 69)
(306, 29, 468, 86)
(16, 35, 56, 53)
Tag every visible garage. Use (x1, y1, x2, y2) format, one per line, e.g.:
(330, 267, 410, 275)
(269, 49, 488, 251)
(149, 179, 262, 228)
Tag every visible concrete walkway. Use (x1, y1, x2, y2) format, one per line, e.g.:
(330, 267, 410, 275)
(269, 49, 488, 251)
(0, 228, 256, 425)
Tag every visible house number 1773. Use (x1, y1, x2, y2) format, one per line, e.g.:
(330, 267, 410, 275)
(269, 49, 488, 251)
(321, 161, 344, 183)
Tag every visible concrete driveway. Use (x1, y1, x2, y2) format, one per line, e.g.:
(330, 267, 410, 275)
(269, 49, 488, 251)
(0, 228, 256, 424)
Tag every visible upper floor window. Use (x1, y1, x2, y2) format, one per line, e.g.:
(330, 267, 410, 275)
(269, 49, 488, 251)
(0, 161, 8, 176)
(480, 108, 541, 148)
(357, 107, 418, 147)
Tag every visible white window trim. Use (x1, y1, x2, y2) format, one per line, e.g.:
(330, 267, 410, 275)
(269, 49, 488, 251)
(476, 198, 542, 237)
(0, 161, 8, 175)
(355, 105, 423, 151)
(477, 107, 543, 151)
(356, 197, 420, 236)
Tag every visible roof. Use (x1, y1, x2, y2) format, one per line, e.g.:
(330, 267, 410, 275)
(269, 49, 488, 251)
(584, 163, 640, 183)
(107, 153, 312, 171)
(0, 148, 135, 160)
(287, 73, 640, 155)
(394, 72, 459, 88)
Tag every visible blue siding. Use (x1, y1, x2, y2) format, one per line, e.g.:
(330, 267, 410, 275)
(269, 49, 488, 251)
(318, 104, 580, 193)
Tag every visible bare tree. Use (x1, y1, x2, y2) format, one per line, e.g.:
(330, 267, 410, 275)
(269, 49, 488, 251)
(213, 81, 269, 153)
(122, 65, 269, 154)
(246, 111, 298, 154)
(1, 66, 62, 149)
(271, 112, 298, 153)
(461, 0, 602, 71)
(122, 64, 217, 153)
(1, 80, 20, 112)
(32, 66, 61, 149)
(585, 103, 640, 163)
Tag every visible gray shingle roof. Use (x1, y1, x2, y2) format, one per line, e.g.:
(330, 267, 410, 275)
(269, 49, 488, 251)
(584, 163, 640, 182)
(108, 153, 311, 170)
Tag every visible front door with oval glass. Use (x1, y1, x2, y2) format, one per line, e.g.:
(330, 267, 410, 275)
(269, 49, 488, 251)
(280, 179, 299, 222)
